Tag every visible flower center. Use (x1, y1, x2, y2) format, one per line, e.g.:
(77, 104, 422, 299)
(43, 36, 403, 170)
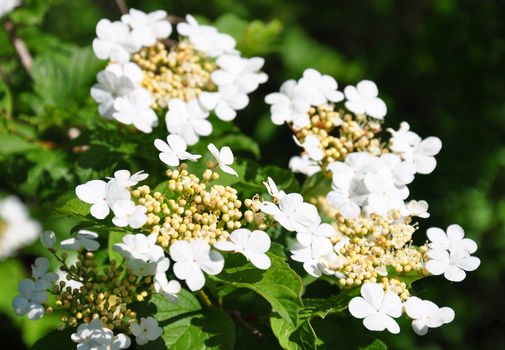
(132, 41, 218, 109)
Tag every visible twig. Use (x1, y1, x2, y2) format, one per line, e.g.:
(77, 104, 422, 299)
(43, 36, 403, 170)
(115, 0, 128, 15)
(3, 21, 32, 75)
(230, 310, 264, 340)
(167, 15, 184, 24)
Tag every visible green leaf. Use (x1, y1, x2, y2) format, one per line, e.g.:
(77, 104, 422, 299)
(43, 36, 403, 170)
(270, 318, 318, 350)
(359, 339, 388, 350)
(213, 134, 261, 160)
(0, 133, 39, 156)
(30, 328, 74, 350)
(300, 293, 354, 319)
(55, 197, 90, 217)
(0, 79, 12, 117)
(149, 290, 201, 321)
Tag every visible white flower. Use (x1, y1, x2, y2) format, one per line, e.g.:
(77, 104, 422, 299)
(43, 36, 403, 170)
(109, 169, 149, 187)
(426, 225, 477, 254)
(214, 229, 271, 269)
(265, 79, 311, 128)
(131, 316, 163, 345)
(61, 230, 100, 252)
(113, 88, 158, 133)
(166, 99, 211, 146)
(177, 15, 236, 57)
(71, 318, 131, 350)
(93, 19, 139, 63)
(295, 135, 323, 161)
(260, 193, 320, 232)
(112, 201, 147, 229)
(31, 257, 58, 290)
(263, 177, 286, 200)
(388, 122, 442, 175)
(404, 297, 455, 335)
(91, 62, 143, 118)
(0, 0, 20, 18)
(121, 9, 172, 47)
(348, 282, 403, 334)
(211, 54, 268, 93)
(298, 68, 344, 105)
(114, 233, 164, 262)
(326, 168, 364, 219)
(380, 153, 416, 186)
(40, 230, 56, 249)
(296, 223, 335, 247)
(425, 249, 480, 282)
(288, 155, 321, 176)
(153, 273, 181, 302)
(363, 168, 409, 216)
(344, 80, 387, 120)
(207, 143, 238, 177)
(12, 279, 47, 320)
(0, 196, 40, 260)
(290, 238, 333, 277)
(405, 200, 430, 218)
(155, 134, 201, 166)
(170, 239, 224, 291)
(199, 85, 249, 121)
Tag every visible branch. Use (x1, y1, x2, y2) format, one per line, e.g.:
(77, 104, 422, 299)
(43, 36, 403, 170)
(3, 21, 32, 75)
(230, 310, 264, 340)
(167, 15, 184, 24)
(115, 0, 128, 15)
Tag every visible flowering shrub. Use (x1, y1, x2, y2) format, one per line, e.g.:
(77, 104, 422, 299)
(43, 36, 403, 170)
(0, 2, 485, 350)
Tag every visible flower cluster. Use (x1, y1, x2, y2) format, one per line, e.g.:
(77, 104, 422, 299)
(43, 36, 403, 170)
(91, 9, 267, 143)
(263, 71, 480, 335)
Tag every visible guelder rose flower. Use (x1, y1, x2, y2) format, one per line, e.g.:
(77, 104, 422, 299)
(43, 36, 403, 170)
(427, 225, 477, 254)
(404, 297, 455, 335)
(265, 79, 311, 128)
(290, 238, 333, 277)
(298, 68, 344, 105)
(31, 257, 58, 290)
(12, 279, 47, 320)
(208, 143, 238, 177)
(130, 316, 163, 345)
(211, 55, 268, 93)
(109, 169, 149, 187)
(40, 230, 56, 249)
(71, 318, 131, 350)
(260, 193, 320, 232)
(263, 177, 286, 201)
(93, 19, 139, 63)
(199, 85, 249, 121)
(155, 134, 201, 166)
(289, 155, 321, 176)
(425, 249, 480, 282)
(405, 200, 430, 218)
(344, 80, 387, 120)
(348, 282, 403, 334)
(170, 239, 224, 291)
(166, 99, 211, 146)
(121, 9, 172, 47)
(295, 135, 323, 161)
(153, 273, 181, 302)
(76, 179, 130, 219)
(111, 201, 147, 229)
(113, 88, 158, 133)
(61, 230, 100, 252)
(214, 229, 272, 269)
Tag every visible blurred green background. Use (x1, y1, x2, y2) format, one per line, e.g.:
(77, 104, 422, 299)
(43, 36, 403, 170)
(1, 0, 504, 349)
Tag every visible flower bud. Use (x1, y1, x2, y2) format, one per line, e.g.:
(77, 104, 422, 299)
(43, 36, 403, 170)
(41, 230, 56, 249)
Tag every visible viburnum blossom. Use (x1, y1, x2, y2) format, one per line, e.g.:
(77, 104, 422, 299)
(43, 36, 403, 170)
(12, 279, 47, 320)
(154, 134, 201, 167)
(405, 200, 430, 218)
(111, 201, 147, 229)
(211, 55, 268, 94)
(71, 319, 131, 350)
(290, 238, 334, 277)
(289, 154, 321, 176)
(298, 68, 344, 105)
(344, 80, 387, 119)
(263, 177, 286, 201)
(214, 229, 272, 269)
(109, 169, 149, 187)
(427, 224, 477, 254)
(130, 316, 163, 345)
(40, 230, 56, 249)
(93, 19, 139, 63)
(425, 249, 480, 282)
(348, 283, 403, 334)
(31, 257, 58, 290)
(169, 239, 224, 291)
(404, 297, 455, 335)
(61, 230, 100, 251)
(199, 85, 249, 121)
(165, 99, 212, 145)
(113, 88, 158, 133)
(265, 79, 311, 128)
(153, 274, 181, 302)
(121, 9, 172, 47)
(208, 143, 238, 176)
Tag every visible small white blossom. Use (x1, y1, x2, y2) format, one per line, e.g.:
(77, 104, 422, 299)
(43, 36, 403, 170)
(31, 257, 58, 290)
(12, 279, 47, 320)
(40, 230, 56, 249)
(208, 143, 238, 177)
(290, 238, 333, 277)
(131, 316, 163, 345)
(260, 193, 320, 232)
(71, 318, 131, 350)
(288, 155, 321, 176)
(113, 88, 158, 133)
(211, 54, 268, 93)
(155, 134, 201, 166)
(296, 223, 335, 247)
(153, 273, 181, 302)
(427, 225, 477, 254)
(111, 201, 147, 229)
(0, 0, 20, 18)
(348, 282, 403, 334)
(109, 169, 149, 187)
(91, 62, 143, 118)
(170, 239, 224, 291)
(404, 297, 455, 335)
(326, 168, 364, 219)
(425, 249, 480, 282)
(294, 135, 323, 161)
(344, 80, 387, 120)
(0, 196, 40, 259)
(199, 85, 249, 121)
(214, 229, 271, 270)
(166, 99, 211, 146)
(263, 177, 286, 200)
(388, 122, 442, 175)
(265, 79, 311, 128)
(121, 9, 172, 47)
(298, 68, 344, 105)
(177, 15, 236, 57)
(405, 200, 430, 218)
(93, 19, 139, 63)
(61, 230, 100, 252)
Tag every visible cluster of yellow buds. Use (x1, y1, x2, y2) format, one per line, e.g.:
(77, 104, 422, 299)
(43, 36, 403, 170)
(321, 210, 428, 299)
(53, 252, 148, 331)
(132, 41, 217, 109)
(131, 163, 263, 248)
